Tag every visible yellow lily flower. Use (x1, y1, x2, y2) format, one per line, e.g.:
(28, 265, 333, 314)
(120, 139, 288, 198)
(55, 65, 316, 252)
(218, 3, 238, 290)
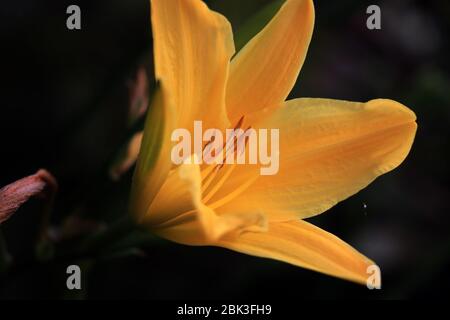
(130, 0, 417, 284)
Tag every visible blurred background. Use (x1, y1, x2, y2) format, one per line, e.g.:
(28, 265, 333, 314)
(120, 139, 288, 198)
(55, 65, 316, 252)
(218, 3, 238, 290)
(0, 0, 449, 299)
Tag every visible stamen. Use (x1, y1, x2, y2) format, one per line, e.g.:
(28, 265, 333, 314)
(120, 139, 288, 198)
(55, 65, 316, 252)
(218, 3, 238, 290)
(199, 116, 255, 204)
(234, 115, 245, 130)
(209, 174, 259, 210)
(201, 164, 221, 192)
(202, 164, 236, 203)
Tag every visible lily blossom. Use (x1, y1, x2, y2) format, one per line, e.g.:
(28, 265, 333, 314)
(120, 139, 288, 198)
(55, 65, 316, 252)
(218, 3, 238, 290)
(130, 0, 417, 284)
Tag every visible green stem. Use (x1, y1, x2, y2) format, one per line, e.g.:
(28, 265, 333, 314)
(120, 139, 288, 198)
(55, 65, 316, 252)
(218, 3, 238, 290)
(76, 215, 138, 257)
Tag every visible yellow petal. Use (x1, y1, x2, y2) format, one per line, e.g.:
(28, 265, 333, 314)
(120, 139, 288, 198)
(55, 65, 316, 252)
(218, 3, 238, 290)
(151, 0, 234, 131)
(218, 219, 375, 284)
(130, 83, 175, 222)
(226, 0, 314, 122)
(210, 98, 417, 222)
(146, 156, 267, 245)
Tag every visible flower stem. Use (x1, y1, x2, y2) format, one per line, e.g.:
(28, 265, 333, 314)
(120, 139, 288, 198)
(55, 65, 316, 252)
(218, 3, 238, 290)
(76, 215, 137, 257)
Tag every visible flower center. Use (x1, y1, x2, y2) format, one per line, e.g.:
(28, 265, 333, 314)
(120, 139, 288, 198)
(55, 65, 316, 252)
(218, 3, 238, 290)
(200, 116, 257, 207)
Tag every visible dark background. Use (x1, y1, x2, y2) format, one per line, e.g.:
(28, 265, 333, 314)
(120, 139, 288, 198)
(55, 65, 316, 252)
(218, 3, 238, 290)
(0, 0, 449, 299)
